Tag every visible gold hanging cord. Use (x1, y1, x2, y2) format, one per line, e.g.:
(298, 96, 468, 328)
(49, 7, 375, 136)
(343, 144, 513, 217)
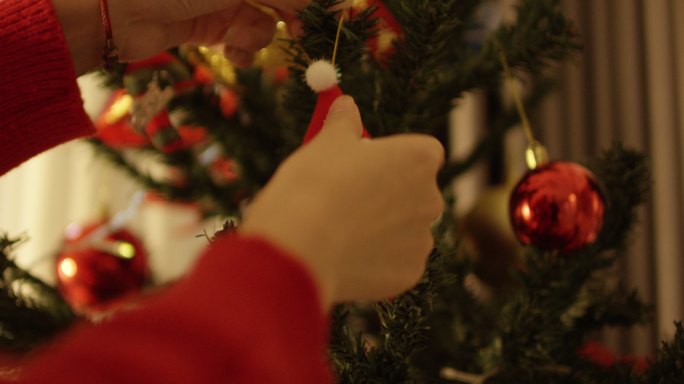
(495, 40, 548, 169)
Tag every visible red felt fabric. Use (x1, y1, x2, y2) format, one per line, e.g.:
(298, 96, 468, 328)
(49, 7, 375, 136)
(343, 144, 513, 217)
(302, 85, 371, 145)
(1, 1, 334, 382)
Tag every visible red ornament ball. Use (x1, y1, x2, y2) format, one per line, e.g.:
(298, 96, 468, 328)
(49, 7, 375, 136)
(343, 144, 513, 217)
(509, 161, 605, 252)
(219, 88, 239, 118)
(56, 222, 149, 315)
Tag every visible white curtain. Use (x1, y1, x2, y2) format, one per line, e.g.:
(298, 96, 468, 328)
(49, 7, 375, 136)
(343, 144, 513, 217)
(450, 0, 684, 356)
(537, 0, 684, 354)
(0, 74, 208, 286)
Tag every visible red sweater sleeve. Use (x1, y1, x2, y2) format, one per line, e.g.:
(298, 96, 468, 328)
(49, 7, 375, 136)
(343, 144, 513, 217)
(0, 0, 95, 176)
(18, 235, 333, 383)
(2, 1, 334, 382)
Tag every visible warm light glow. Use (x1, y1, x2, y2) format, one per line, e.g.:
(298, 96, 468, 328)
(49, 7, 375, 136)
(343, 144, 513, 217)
(568, 193, 577, 205)
(59, 258, 78, 278)
(276, 21, 287, 30)
(64, 223, 84, 241)
(104, 94, 133, 124)
(592, 194, 602, 212)
(116, 242, 136, 259)
(521, 202, 532, 221)
(525, 147, 539, 169)
(377, 29, 397, 54)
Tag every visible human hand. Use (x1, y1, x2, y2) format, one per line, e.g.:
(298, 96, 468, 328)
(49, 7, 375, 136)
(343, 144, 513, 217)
(240, 96, 445, 308)
(53, 0, 311, 74)
(109, 0, 310, 65)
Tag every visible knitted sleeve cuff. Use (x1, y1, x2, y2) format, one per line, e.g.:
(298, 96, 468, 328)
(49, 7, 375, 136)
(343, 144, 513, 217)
(0, 0, 95, 175)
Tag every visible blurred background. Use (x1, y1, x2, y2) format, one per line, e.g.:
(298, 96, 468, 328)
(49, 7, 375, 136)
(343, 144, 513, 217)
(0, 0, 681, 357)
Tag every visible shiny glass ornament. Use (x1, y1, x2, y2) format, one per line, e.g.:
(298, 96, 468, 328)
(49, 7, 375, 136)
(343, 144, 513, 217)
(56, 222, 148, 315)
(509, 162, 605, 252)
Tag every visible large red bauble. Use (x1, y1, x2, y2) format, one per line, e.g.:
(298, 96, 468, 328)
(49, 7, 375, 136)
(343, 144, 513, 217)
(56, 222, 149, 315)
(509, 161, 605, 252)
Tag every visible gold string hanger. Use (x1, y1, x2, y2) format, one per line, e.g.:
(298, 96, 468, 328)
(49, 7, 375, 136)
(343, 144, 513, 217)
(495, 40, 548, 170)
(332, 8, 348, 65)
(302, 5, 349, 66)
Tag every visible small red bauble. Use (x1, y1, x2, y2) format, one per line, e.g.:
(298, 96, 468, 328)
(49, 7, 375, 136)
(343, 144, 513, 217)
(219, 88, 239, 118)
(94, 90, 149, 148)
(56, 222, 149, 315)
(509, 161, 605, 252)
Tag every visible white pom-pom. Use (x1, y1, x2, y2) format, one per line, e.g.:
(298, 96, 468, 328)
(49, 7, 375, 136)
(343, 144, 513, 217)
(305, 60, 339, 92)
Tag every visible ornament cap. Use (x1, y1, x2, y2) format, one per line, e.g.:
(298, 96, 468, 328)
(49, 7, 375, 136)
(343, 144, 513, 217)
(525, 141, 549, 169)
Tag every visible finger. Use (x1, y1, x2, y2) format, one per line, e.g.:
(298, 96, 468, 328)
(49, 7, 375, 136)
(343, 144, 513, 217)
(274, 10, 303, 38)
(256, 0, 312, 14)
(410, 135, 446, 170)
(223, 5, 277, 58)
(168, 10, 235, 47)
(273, 1, 347, 37)
(415, 136, 445, 173)
(380, 134, 445, 173)
(317, 96, 364, 141)
(254, 0, 310, 35)
(223, 48, 256, 68)
(165, 0, 241, 20)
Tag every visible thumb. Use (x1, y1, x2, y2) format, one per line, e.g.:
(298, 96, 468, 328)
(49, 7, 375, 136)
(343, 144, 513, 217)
(320, 96, 364, 140)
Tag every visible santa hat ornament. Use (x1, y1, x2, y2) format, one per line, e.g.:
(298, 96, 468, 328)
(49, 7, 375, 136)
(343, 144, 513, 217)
(300, 9, 372, 144)
(302, 60, 371, 144)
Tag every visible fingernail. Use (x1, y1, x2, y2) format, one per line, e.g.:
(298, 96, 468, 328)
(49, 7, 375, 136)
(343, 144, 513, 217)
(329, 95, 355, 114)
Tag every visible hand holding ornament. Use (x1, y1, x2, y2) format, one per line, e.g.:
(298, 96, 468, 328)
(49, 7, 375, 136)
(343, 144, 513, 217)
(240, 96, 445, 308)
(53, 0, 313, 74)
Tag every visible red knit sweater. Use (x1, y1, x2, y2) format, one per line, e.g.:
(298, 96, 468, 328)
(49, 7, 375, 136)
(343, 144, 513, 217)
(0, 1, 333, 382)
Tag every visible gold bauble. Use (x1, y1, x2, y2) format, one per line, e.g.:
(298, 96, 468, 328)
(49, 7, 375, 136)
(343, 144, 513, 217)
(459, 182, 523, 292)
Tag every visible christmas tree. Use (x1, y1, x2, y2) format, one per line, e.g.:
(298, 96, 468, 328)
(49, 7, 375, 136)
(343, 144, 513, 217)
(1, 0, 683, 382)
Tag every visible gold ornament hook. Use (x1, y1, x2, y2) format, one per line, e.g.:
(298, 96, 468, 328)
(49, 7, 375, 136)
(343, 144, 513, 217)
(495, 40, 549, 169)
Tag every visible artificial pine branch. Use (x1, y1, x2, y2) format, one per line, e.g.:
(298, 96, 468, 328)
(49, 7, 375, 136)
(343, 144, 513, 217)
(407, 143, 654, 383)
(576, 285, 652, 330)
(405, 0, 579, 136)
(438, 78, 557, 187)
(282, 0, 376, 136)
(91, 0, 580, 217)
(221, 68, 292, 183)
(490, 143, 652, 381)
(84, 1, 684, 382)
(330, 249, 450, 383)
(0, 235, 76, 351)
(646, 322, 684, 383)
(378, 0, 482, 135)
(591, 142, 651, 251)
(88, 140, 204, 202)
